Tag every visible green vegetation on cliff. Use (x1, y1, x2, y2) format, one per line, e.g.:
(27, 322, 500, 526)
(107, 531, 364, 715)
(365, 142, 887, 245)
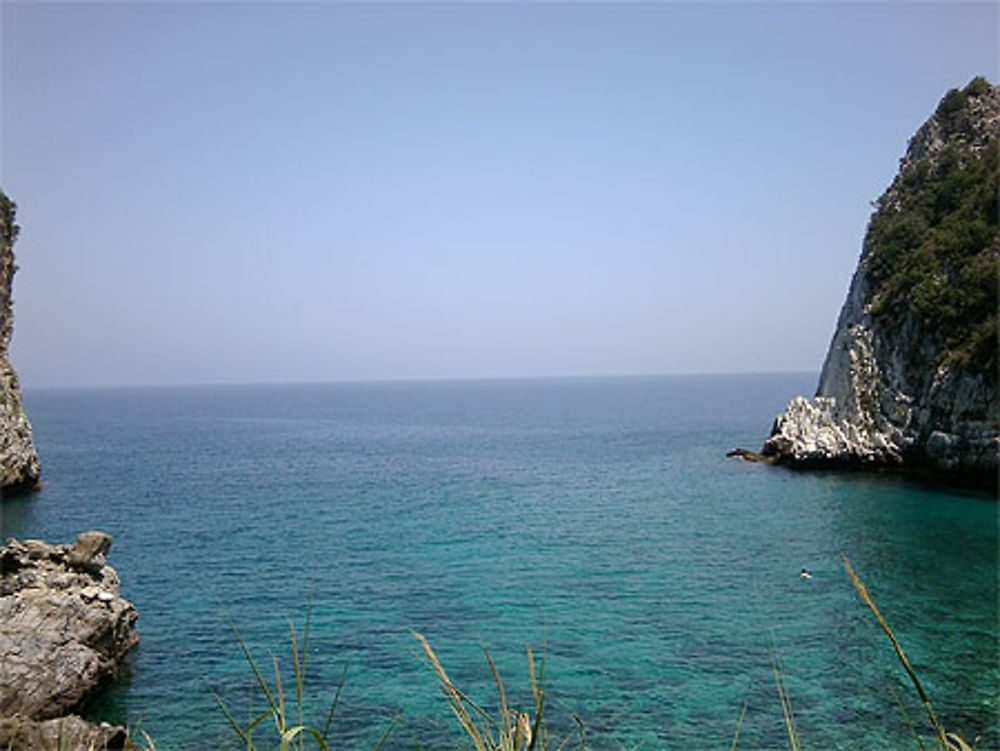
(0, 190, 20, 246)
(865, 77, 999, 381)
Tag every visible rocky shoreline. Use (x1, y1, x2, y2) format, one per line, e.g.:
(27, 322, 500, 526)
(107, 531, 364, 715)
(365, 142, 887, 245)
(736, 78, 999, 494)
(0, 532, 139, 750)
(0, 193, 135, 748)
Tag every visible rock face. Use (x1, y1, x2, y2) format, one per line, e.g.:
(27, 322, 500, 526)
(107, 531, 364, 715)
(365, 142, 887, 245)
(0, 715, 129, 751)
(0, 190, 41, 496)
(762, 78, 999, 491)
(0, 532, 139, 749)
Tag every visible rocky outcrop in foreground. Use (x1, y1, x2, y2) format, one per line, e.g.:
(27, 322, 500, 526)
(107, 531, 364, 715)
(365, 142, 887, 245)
(0, 532, 139, 749)
(0, 191, 41, 496)
(757, 78, 999, 491)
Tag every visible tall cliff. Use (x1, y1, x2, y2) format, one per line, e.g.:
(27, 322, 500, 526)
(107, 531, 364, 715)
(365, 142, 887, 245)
(762, 77, 999, 491)
(0, 191, 41, 495)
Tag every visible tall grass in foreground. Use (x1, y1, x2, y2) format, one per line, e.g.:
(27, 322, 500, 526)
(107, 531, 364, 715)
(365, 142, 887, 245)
(211, 605, 396, 751)
(413, 631, 586, 751)
(759, 557, 981, 751)
(209, 559, 981, 750)
(842, 555, 978, 751)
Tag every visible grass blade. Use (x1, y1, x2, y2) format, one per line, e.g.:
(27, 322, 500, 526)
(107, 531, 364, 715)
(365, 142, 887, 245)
(768, 634, 800, 751)
(729, 700, 748, 751)
(282, 726, 329, 751)
(321, 655, 351, 741)
(374, 710, 404, 751)
(843, 555, 949, 748)
(484, 647, 512, 747)
(887, 682, 926, 751)
(289, 619, 304, 751)
(413, 631, 490, 751)
(573, 712, 587, 751)
(228, 618, 281, 719)
(274, 655, 286, 732)
(527, 646, 545, 751)
(211, 687, 269, 748)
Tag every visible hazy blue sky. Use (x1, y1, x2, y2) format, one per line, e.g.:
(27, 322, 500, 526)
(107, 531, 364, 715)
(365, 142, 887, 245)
(1, 2, 996, 387)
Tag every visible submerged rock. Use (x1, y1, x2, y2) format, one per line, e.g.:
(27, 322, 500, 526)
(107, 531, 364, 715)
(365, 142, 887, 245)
(0, 190, 40, 496)
(0, 532, 139, 749)
(761, 77, 999, 492)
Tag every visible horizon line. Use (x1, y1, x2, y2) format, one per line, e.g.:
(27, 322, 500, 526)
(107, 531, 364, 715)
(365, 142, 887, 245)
(21, 369, 820, 393)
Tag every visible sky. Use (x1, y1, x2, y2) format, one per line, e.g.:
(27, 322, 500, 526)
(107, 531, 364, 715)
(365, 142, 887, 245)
(1, 1, 996, 388)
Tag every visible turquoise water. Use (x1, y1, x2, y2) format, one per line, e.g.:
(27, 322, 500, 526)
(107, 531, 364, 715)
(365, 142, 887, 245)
(1, 375, 996, 749)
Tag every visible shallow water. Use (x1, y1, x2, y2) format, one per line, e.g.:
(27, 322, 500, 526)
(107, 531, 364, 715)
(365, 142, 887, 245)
(2, 375, 996, 749)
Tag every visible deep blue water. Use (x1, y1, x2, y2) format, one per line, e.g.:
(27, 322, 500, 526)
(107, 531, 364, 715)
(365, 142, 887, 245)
(1, 375, 996, 750)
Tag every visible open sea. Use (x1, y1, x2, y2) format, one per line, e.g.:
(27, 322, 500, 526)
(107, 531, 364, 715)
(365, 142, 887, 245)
(1, 374, 996, 750)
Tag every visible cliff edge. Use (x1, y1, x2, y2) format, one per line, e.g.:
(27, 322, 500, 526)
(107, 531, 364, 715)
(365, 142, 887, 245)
(761, 77, 999, 491)
(0, 191, 40, 496)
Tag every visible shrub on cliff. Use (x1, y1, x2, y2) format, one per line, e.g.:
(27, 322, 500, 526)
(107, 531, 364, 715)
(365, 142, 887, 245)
(962, 75, 992, 98)
(0, 189, 20, 245)
(936, 87, 968, 118)
(865, 80, 998, 383)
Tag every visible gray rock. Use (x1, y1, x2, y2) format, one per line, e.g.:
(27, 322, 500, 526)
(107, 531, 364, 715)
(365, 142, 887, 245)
(0, 533, 138, 748)
(0, 714, 128, 751)
(0, 191, 41, 496)
(68, 531, 113, 574)
(23, 540, 52, 561)
(761, 80, 999, 491)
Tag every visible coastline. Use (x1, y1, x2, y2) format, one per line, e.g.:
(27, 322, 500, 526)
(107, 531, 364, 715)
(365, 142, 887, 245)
(0, 532, 138, 750)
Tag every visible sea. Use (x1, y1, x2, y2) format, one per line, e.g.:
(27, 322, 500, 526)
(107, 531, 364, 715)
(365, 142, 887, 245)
(1, 374, 996, 750)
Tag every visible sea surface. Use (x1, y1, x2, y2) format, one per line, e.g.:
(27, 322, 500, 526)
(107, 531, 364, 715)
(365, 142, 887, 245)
(2, 374, 996, 750)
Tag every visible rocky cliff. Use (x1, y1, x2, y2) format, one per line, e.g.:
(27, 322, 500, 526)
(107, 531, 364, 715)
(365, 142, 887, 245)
(762, 77, 999, 492)
(0, 191, 40, 496)
(0, 532, 139, 749)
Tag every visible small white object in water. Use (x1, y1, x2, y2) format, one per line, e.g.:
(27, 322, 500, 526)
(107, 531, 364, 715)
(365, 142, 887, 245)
(800, 568, 813, 579)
